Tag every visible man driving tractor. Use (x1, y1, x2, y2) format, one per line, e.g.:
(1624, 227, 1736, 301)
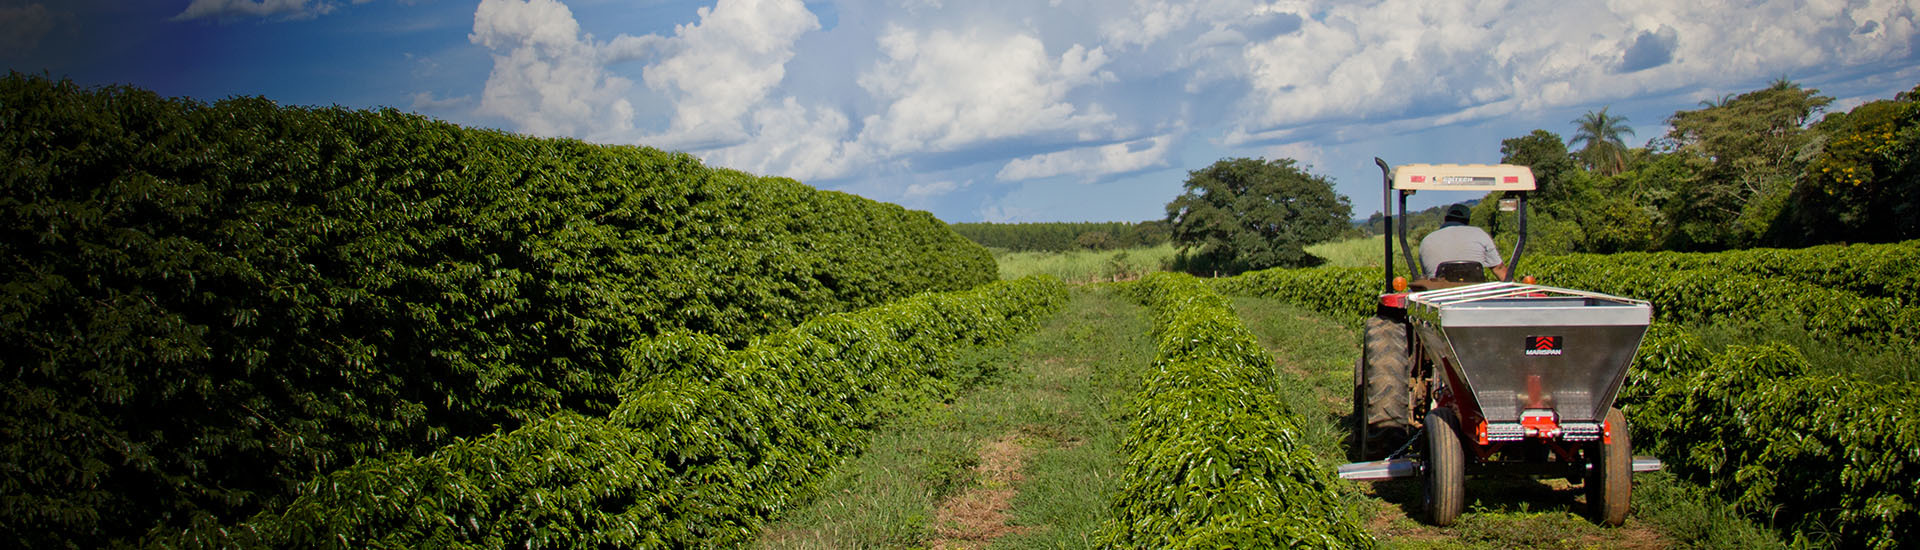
(1418, 203, 1507, 281)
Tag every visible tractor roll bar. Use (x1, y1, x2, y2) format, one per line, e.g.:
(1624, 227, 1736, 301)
(1374, 158, 1531, 284)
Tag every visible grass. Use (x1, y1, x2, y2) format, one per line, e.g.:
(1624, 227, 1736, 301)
(756, 286, 1154, 549)
(992, 244, 1176, 282)
(1226, 295, 1785, 549)
(1307, 235, 1388, 267)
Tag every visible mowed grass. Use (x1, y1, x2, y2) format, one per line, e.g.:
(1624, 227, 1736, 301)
(1226, 296, 1784, 549)
(992, 244, 1176, 282)
(757, 286, 1154, 549)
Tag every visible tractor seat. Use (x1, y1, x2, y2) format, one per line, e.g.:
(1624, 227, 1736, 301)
(1433, 261, 1488, 283)
(1408, 261, 1488, 292)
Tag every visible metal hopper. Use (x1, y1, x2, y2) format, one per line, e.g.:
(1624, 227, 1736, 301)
(1406, 282, 1651, 437)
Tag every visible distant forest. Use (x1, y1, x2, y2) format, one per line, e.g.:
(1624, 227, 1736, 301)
(950, 221, 1171, 252)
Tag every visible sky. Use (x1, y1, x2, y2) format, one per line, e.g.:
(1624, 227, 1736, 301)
(6, 0, 1919, 223)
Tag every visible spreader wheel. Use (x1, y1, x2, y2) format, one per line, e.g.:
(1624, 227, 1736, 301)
(1424, 407, 1466, 526)
(1356, 316, 1414, 460)
(1589, 407, 1632, 526)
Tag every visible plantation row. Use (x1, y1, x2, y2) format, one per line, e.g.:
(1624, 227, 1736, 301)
(1625, 324, 1918, 549)
(147, 275, 1067, 548)
(0, 75, 994, 547)
(1216, 239, 1920, 345)
(1538, 240, 1920, 306)
(1214, 243, 1920, 548)
(1101, 273, 1373, 548)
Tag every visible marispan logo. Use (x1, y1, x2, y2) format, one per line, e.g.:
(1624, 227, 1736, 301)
(1525, 336, 1563, 356)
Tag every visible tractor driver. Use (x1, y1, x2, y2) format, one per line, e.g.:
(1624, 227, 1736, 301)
(1419, 203, 1508, 281)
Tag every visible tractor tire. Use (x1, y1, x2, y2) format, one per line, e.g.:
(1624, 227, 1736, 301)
(1356, 316, 1414, 460)
(1425, 407, 1466, 526)
(1588, 407, 1632, 526)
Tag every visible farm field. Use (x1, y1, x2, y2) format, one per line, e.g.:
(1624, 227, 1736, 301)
(7, 74, 1915, 548)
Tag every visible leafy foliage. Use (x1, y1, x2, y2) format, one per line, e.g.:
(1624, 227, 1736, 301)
(1525, 252, 1919, 344)
(1211, 265, 1378, 321)
(1788, 83, 1920, 244)
(1625, 324, 1920, 549)
(0, 74, 994, 547)
(1099, 272, 1374, 549)
(1570, 107, 1636, 176)
(144, 276, 1068, 549)
(1165, 158, 1352, 275)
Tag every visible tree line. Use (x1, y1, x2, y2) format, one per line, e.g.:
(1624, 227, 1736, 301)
(1484, 79, 1920, 254)
(949, 220, 1171, 252)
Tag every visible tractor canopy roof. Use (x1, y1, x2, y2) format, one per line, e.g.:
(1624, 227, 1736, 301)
(1391, 163, 1536, 192)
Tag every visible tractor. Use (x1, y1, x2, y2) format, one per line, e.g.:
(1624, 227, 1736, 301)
(1338, 159, 1662, 526)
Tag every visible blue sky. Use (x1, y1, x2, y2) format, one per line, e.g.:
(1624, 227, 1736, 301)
(6, 0, 1919, 223)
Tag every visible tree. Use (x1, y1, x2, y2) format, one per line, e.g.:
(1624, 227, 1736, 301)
(1662, 80, 1832, 248)
(1570, 107, 1636, 176)
(1500, 129, 1577, 202)
(1164, 157, 1351, 274)
(1787, 82, 1920, 243)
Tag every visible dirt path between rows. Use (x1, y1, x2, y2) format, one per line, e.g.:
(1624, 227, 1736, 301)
(927, 435, 1035, 549)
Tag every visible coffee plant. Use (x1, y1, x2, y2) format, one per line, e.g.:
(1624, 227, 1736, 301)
(143, 276, 1066, 548)
(1099, 272, 1374, 549)
(0, 74, 994, 547)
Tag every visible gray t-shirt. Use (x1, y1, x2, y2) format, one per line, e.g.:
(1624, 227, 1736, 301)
(1419, 224, 1503, 277)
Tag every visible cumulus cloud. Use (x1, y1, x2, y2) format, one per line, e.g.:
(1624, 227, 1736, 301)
(996, 134, 1175, 181)
(173, 0, 331, 21)
(1226, 0, 1919, 142)
(0, 2, 51, 54)
(629, 0, 820, 149)
(469, 0, 635, 140)
(698, 97, 866, 181)
(904, 179, 968, 198)
(855, 25, 1118, 155)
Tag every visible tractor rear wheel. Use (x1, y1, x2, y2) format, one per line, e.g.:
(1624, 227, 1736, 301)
(1425, 407, 1466, 526)
(1589, 407, 1632, 526)
(1356, 316, 1414, 460)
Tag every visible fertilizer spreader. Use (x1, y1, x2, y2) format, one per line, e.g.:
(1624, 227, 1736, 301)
(1340, 160, 1663, 527)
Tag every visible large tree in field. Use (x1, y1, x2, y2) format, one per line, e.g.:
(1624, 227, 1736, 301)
(1164, 157, 1351, 274)
(1570, 107, 1636, 176)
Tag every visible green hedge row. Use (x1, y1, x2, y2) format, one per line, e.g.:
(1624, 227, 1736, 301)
(0, 74, 994, 547)
(1099, 272, 1373, 548)
(1537, 240, 1920, 306)
(1210, 265, 1377, 320)
(1525, 256, 1918, 345)
(1624, 324, 1920, 549)
(144, 275, 1067, 548)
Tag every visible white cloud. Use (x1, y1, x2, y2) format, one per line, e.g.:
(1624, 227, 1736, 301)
(1264, 141, 1325, 171)
(172, 0, 331, 21)
(469, 0, 635, 140)
(904, 179, 967, 198)
(1230, 0, 1919, 140)
(631, 0, 821, 149)
(855, 25, 1118, 155)
(996, 134, 1175, 181)
(0, 2, 51, 53)
(978, 203, 1043, 223)
(410, 91, 472, 113)
(698, 97, 866, 181)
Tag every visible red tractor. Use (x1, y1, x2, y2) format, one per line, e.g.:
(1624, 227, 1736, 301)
(1339, 159, 1661, 526)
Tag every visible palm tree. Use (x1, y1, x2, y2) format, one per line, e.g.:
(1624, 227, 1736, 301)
(1570, 107, 1635, 176)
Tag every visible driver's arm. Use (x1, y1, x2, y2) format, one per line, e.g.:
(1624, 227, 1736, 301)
(1490, 263, 1509, 281)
